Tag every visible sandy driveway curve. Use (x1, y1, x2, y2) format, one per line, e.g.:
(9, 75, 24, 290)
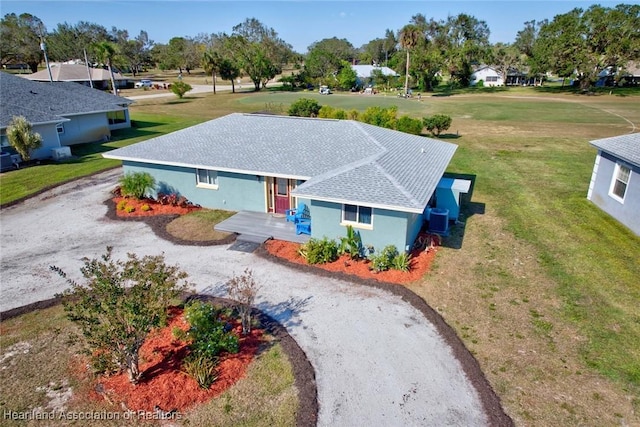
(0, 169, 491, 426)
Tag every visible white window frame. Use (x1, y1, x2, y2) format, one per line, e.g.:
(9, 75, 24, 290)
(196, 169, 218, 189)
(56, 123, 65, 134)
(609, 162, 631, 203)
(341, 204, 373, 230)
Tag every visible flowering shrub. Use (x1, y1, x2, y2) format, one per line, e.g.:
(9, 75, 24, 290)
(125, 205, 135, 213)
(117, 200, 128, 211)
(140, 204, 151, 212)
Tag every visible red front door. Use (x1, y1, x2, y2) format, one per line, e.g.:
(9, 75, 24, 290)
(274, 178, 290, 214)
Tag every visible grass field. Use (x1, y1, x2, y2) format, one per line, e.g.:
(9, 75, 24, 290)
(1, 83, 638, 425)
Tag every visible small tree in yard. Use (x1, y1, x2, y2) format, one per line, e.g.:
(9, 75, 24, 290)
(51, 247, 192, 384)
(227, 269, 261, 335)
(171, 80, 192, 99)
(6, 115, 42, 162)
(118, 172, 156, 199)
(423, 114, 452, 137)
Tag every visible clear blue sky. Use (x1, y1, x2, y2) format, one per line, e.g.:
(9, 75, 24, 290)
(1, 1, 636, 53)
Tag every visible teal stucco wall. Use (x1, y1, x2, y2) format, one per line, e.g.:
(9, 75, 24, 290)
(122, 161, 266, 212)
(309, 200, 411, 253)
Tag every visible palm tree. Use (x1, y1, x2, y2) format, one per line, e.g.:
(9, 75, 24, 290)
(92, 41, 118, 95)
(202, 49, 221, 94)
(6, 116, 42, 162)
(399, 24, 421, 96)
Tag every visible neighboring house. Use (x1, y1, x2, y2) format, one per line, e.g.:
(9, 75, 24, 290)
(0, 72, 132, 161)
(24, 63, 129, 90)
(587, 133, 640, 236)
(351, 65, 399, 87)
(104, 113, 463, 251)
(470, 66, 504, 87)
(596, 63, 640, 87)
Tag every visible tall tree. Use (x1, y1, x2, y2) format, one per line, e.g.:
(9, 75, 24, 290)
(202, 49, 221, 94)
(532, 4, 640, 89)
(399, 24, 421, 95)
(230, 18, 293, 91)
(92, 40, 118, 95)
(490, 42, 521, 86)
(47, 21, 110, 62)
(443, 14, 491, 86)
(0, 13, 45, 72)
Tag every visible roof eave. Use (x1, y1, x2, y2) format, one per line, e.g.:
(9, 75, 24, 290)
(290, 192, 424, 214)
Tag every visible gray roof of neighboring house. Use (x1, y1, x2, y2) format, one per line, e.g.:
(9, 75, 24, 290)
(0, 72, 132, 128)
(352, 65, 399, 78)
(591, 133, 640, 167)
(24, 64, 127, 82)
(104, 113, 457, 213)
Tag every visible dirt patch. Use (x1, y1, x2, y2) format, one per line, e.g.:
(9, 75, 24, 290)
(263, 238, 438, 285)
(91, 307, 263, 413)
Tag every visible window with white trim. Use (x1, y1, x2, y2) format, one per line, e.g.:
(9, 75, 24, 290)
(486, 76, 498, 82)
(196, 169, 218, 188)
(342, 204, 372, 226)
(610, 163, 630, 202)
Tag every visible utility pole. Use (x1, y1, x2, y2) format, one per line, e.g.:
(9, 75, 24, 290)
(40, 39, 53, 83)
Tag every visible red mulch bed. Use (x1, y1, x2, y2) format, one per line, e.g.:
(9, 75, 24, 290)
(113, 197, 201, 217)
(88, 307, 263, 413)
(264, 235, 440, 285)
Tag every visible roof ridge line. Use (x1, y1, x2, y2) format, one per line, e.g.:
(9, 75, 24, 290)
(372, 161, 422, 209)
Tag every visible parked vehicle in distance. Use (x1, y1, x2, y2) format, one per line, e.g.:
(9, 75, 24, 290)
(319, 85, 331, 95)
(135, 79, 153, 88)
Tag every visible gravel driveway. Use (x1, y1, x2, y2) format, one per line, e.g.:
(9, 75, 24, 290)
(0, 169, 492, 426)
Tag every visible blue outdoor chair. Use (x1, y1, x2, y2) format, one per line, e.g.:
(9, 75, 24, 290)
(296, 218, 311, 235)
(286, 203, 310, 223)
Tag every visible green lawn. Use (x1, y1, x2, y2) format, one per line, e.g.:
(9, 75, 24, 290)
(2, 85, 639, 424)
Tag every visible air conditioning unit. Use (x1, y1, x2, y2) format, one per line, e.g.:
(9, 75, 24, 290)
(51, 146, 72, 160)
(428, 208, 449, 236)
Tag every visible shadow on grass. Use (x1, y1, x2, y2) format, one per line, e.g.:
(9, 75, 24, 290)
(438, 133, 461, 140)
(131, 119, 165, 129)
(166, 98, 194, 105)
(439, 173, 485, 250)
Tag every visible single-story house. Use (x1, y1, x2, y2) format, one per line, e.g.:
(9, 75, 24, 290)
(0, 72, 132, 161)
(351, 65, 399, 87)
(470, 66, 503, 87)
(103, 113, 463, 251)
(24, 63, 129, 90)
(587, 133, 640, 235)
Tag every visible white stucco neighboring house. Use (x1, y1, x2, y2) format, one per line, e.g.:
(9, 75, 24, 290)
(470, 66, 504, 87)
(0, 72, 132, 161)
(587, 133, 640, 235)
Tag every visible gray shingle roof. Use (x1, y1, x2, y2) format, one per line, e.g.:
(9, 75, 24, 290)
(104, 113, 457, 212)
(24, 64, 127, 82)
(0, 72, 131, 128)
(591, 133, 640, 167)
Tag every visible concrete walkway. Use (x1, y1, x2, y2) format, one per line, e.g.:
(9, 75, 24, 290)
(0, 169, 488, 426)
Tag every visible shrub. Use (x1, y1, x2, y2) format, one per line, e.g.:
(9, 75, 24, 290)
(423, 114, 452, 137)
(117, 200, 128, 211)
(369, 245, 399, 272)
(176, 300, 239, 360)
(182, 354, 219, 389)
(125, 205, 135, 213)
(288, 98, 321, 117)
(396, 116, 424, 135)
(298, 237, 339, 264)
(360, 106, 397, 129)
(119, 172, 156, 199)
(50, 247, 192, 383)
(140, 204, 151, 212)
(171, 81, 192, 99)
(227, 269, 260, 335)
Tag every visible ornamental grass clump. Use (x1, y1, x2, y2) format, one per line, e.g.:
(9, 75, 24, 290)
(119, 172, 156, 200)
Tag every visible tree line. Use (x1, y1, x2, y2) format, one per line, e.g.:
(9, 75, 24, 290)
(1, 4, 638, 91)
